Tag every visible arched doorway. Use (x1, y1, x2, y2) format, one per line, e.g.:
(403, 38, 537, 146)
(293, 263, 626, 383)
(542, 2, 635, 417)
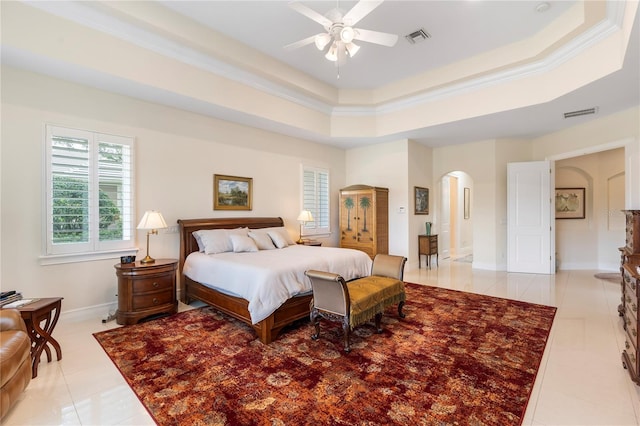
(439, 171, 473, 261)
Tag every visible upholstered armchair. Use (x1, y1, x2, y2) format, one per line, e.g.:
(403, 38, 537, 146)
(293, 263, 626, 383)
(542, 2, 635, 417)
(0, 309, 31, 419)
(306, 254, 407, 352)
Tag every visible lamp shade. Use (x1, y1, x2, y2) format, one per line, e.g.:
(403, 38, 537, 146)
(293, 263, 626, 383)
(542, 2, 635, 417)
(345, 42, 360, 58)
(297, 210, 314, 223)
(315, 33, 331, 50)
(136, 210, 167, 230)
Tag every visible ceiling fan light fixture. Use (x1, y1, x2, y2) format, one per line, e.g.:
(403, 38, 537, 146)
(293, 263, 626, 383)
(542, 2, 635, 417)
(340, 26, 355, 43)
(315, 33, 331, 50)
(345, 42, 360, 57)
(325, 42, 338, 61)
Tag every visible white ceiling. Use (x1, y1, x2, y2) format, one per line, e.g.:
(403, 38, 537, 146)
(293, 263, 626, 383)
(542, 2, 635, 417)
(3, 1, 639, 148)
(160, 0, 577, 90)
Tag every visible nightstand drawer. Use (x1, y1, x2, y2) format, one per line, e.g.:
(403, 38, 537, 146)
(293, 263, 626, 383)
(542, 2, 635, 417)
(132, 290, 174, 310)
(132, 275, 173, 294)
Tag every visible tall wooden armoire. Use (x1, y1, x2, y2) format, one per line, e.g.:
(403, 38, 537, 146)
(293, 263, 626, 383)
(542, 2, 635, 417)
(620, 210, 640, 385)
(339, 185, 388, 259)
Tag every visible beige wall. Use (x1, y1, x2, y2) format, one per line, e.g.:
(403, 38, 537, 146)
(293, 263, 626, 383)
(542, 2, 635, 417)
(346, 140, 409, 257)
(555, 148, 625, 270)
(1, 67, 345, 319)
(408, 141, 434, 268)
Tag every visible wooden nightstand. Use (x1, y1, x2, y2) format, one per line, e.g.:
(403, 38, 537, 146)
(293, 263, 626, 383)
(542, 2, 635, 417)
(298, 240, 322, 246)
(114, 259, 178, 325)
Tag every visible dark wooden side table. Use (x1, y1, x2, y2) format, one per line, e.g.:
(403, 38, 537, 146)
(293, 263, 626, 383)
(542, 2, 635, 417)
(13, 297, 63, 378)
(418, 234, 438, 269)
(115, 259, 178, 325)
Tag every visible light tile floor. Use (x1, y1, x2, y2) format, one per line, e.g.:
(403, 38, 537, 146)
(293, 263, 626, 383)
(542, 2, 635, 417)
(3, 259, 640, 425)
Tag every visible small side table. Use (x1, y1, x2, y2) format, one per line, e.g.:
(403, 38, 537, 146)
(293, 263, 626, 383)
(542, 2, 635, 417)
(14, 297, 63, 378)
(298, 240, 322, 246)
(418, 234, 438, 269)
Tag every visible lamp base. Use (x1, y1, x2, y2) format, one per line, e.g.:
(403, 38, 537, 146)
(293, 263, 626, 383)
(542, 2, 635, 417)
(140, 255, 155, 264)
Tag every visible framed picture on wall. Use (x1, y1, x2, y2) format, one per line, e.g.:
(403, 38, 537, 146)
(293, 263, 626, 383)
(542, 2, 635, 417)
(555, 187, 585, 219)
(213, 174, 253, 210)
(414, 186, 429, 215)
(464, 187, 470, 219)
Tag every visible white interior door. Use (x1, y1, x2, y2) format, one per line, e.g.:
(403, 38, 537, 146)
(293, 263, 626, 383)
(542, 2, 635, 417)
(440, 176, 451, 259)
(507, 161, 554, 274)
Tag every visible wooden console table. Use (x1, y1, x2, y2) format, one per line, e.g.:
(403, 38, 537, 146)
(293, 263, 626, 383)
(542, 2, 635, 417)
(418, 234, 438, 269)
(13, 297, 63, 378)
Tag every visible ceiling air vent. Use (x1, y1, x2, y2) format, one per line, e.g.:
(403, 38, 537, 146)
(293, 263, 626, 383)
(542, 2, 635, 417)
(405, 28, 431, 44)
(564, 107, 598, 119)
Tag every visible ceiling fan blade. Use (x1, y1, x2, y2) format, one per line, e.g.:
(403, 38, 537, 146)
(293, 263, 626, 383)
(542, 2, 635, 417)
(343, 0, 384, 26)
(284, 34, 321, 50)
(289, 2, 333, 28)
(353, 28, 398, 47)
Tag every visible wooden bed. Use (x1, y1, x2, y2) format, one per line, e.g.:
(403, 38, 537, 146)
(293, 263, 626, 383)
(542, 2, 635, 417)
(177, 217, 312, 344)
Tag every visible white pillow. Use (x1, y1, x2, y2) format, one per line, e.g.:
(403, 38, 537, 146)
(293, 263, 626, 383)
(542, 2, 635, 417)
(261, 226, 295, 245)
(248, 231, 276, 250)
(268, 230, 289, 249)
(194, 229, 231, 254)
(230, 234, 258, 253)
(193, 227, 249, 254)
(193, 231, 205, 252)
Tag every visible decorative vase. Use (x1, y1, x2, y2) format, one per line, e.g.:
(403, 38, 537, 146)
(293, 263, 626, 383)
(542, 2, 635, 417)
(425, 222, 431, 235)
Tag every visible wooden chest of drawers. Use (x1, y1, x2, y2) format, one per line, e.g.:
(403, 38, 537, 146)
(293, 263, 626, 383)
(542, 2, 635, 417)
(620, 210, 640, 385)
(115, 259, 178, 325)
(622, 263, 640, 385)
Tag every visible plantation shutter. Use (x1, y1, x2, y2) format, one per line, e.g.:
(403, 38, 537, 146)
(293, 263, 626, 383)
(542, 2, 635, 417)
(302, 167, 330, 235)
(46, 125, 135, 257)
(97, 135, 134, 244)
(49, 129, 92, 251)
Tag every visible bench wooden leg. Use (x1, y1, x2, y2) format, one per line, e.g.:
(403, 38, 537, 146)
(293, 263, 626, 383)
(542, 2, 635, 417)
(398, 301, 406, 318)
(310, 308, 320, 340)
(342, 317, 351, 353)
(374, 312, 383, 333)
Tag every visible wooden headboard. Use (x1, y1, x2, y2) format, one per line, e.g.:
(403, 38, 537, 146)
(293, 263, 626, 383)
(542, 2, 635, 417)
(177, 216, 285, 278)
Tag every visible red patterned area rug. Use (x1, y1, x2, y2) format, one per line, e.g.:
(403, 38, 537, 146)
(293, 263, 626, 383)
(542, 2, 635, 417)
(93, 283, 556, 426)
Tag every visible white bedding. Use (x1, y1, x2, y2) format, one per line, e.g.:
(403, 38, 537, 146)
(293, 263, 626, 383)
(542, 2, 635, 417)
(183, 245, 372, 324)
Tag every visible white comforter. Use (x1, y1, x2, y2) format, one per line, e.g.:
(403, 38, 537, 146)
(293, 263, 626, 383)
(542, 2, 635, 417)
(183, 245, 372, 324)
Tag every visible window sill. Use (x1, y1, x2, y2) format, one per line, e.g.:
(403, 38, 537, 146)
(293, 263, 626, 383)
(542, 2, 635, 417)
(39, 248, 139, 266)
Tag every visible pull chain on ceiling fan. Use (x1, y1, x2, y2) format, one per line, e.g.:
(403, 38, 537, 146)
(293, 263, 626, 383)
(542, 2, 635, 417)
(284, 0, 398, 66)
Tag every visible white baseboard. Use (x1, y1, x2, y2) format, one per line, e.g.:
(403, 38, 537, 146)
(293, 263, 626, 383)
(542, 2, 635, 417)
(59, 302, 117, 325)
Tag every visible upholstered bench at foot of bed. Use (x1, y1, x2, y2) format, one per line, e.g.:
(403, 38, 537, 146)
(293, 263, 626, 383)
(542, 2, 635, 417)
(305, 265, 406, 353)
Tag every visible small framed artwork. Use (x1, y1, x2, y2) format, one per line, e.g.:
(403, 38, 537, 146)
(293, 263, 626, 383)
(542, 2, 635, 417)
(464, 187, 470, 219)
(213, 174, 252, 210)
(555, 187, 585, 219)
(414, 186, 429, 215)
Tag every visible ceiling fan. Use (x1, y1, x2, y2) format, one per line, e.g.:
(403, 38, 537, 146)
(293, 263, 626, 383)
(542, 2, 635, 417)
(284, 0, 398, 64)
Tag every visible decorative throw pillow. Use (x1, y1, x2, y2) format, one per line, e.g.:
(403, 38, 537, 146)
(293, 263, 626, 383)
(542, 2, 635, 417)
(261, 227, 295, 245)
(248, 231, 276, 250)
(268, 230, 289, 249)
(230, 234, 258, 253)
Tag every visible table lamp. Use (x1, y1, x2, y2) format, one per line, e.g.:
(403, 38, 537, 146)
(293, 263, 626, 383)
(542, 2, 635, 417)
(297, 210, 314, 243)
(137, 210, 167, 264)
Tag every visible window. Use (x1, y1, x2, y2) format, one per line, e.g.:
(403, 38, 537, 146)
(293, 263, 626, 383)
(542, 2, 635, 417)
(44, 125, 135, 261)
(302, 166, 330, 236)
